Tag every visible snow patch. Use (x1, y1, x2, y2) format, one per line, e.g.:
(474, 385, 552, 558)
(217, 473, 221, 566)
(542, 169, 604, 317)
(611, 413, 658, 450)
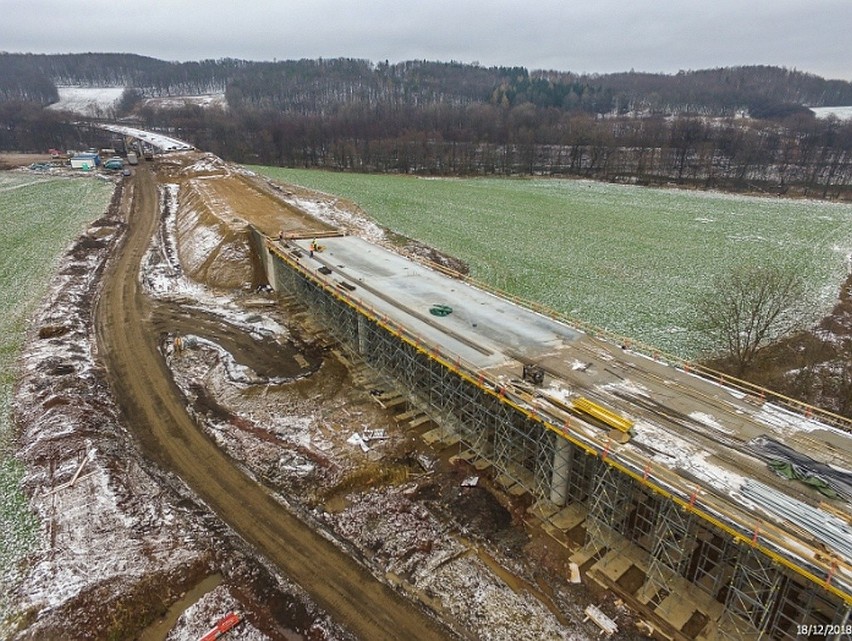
(48, 87, 125, 116)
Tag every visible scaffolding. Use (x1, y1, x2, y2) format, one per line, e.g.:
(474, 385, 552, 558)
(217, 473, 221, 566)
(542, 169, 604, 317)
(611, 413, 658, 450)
(717, 544, 785, 640)
(645, 500, 699, 598)
(260, 233, 852, 641)
(586, 462, 633, 550)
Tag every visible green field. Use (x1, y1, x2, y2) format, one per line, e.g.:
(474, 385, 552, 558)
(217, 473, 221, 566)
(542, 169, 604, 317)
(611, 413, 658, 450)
(0, 173, 115, 612)
(252, 167, 852, 357)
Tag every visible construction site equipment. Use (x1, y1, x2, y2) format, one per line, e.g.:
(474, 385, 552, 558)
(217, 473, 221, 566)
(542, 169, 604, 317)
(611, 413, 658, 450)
(429, 304, 453, 317)
(572, 397, 634, 433)
(198, 611, 242, 641)
(522, 363, 545, 386)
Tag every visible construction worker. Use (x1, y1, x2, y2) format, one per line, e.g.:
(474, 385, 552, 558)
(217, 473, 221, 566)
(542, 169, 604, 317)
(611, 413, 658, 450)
(309, 239, 316, 257)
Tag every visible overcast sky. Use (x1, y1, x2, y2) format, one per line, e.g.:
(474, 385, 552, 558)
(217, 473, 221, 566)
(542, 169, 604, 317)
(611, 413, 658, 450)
(3, 0, 850, 80)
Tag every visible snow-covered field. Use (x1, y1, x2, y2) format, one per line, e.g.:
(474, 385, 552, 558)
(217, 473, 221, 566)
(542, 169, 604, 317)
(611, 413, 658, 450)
(145, 93, 227, 110)
(47, 87, 125, 117)
(810, 105, 852, 120)
(47, 86, 226, 117)
(0, 173, 116, 622)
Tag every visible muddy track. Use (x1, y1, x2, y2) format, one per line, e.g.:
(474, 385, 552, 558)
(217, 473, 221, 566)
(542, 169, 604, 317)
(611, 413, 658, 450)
(149, 301, 322, 379)
(94, 165, 454, 641)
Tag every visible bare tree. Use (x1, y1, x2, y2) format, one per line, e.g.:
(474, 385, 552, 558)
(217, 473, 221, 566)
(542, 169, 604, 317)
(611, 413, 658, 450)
(698, 264, 806, 376)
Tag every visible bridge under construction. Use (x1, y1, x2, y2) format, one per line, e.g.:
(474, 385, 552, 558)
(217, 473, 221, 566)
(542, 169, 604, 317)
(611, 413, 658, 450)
(253, 229, 852, 641)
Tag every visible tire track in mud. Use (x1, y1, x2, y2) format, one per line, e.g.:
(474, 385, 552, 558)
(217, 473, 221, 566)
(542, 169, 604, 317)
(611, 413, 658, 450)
(149, 301, 322, 380)
(94, 165, 454, 641)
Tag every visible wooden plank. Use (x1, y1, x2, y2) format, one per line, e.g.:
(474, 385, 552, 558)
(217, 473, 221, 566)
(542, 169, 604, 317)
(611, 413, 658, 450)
(409, 415, 433, 428)
(394, 408, 419, 422)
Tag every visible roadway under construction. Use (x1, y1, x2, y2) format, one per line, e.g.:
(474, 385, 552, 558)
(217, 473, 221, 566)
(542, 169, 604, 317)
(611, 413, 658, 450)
(253, 229, 852, 641)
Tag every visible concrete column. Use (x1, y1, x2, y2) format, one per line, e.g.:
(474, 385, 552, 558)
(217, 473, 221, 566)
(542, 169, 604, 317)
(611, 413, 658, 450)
(550, 435, 573, 506)
(357, 315, 369, 356)
(266, 249, 277, 290)
(272, 254, 294, 294)
(251, 229, 278, 291)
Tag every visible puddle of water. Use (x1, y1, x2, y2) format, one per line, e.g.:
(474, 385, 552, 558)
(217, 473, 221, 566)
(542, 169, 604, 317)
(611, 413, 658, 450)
(137, 573, 222, 641)
(323, 494, 350, 513)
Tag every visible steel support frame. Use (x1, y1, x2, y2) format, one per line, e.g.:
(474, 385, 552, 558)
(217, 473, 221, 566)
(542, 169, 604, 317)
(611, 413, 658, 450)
(645, 499, 699, 595)
(586, 461, 634, 550)
(565, 447, 599, 505)
(691, 527, 738, 600)
(769, 573, 850, 640)
(624, 485, 663, 553)
(717, 544, 784, 640)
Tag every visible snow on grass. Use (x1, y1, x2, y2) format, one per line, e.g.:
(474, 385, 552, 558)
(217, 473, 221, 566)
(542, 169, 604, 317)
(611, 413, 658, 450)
(422, 554, 594, 641)
(286, 194, 386, 242)
(253, 167, 852, 359)
(145, 93, 227, 111)
(21, 458, 200, 611)
(810, 106, 852, 120)
(0, 173, 114, 618)
(47, 87, 125, 117)
(330, 488, 588, 641)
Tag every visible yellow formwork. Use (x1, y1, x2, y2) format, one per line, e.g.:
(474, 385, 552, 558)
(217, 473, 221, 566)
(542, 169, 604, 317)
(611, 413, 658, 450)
(572, 396, 634, 433)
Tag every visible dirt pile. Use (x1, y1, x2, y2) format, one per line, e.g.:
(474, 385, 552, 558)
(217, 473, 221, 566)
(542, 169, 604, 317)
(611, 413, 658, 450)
(171, 177, 255, 289)
(157, 152, 334, 291)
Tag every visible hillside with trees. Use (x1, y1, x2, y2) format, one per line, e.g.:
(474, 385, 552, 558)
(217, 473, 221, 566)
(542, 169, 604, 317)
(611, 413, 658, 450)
(1, 53, 850, 198)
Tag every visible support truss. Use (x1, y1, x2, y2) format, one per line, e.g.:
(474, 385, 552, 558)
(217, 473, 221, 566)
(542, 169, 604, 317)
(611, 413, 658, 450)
(718, 544, 784, 640)
(645, 500, 699, 593)
(586, 462, 634, 550)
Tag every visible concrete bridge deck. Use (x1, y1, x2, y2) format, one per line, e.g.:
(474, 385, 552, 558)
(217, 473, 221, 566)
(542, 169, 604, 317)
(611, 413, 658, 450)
(262, 232, 852, 636)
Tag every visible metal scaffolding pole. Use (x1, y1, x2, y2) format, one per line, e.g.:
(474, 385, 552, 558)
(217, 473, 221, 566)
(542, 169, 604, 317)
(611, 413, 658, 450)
(586, 462, 633, 550)
(718, 544, 784, 641)
(623, 485, 662, 553)
(645, 500, 699, 594)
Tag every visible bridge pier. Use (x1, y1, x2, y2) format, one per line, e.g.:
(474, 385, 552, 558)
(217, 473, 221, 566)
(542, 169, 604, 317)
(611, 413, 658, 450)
(357, 315, 369, 356)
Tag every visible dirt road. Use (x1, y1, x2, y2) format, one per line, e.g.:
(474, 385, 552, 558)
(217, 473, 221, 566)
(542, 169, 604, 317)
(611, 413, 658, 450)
(94, 165, 454, 641)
